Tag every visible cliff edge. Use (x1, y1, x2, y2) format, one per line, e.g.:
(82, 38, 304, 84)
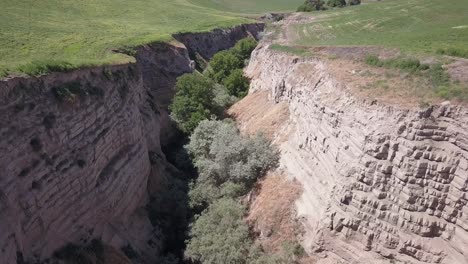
(231, 44, 468, 264)
(0, 23, 263, 264)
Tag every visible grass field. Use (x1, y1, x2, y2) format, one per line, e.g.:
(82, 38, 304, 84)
(0, 0, 299, 76)
(187, 0, 303, 14)
(292, 0, 468, 56)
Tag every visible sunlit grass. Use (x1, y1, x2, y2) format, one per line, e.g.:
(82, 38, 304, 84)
(187, 0, 304, 14)
(293, 0, 468, 56)
(0, 0, 272, 75)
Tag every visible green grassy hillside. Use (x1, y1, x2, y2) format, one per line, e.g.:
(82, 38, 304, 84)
(0, 0, 298, 76)
(187, 0, 304, 14)
(293, 0, 468, 56)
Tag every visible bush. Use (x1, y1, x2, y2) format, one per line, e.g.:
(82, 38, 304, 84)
(248, 242, 305, 264)
(169, 73, 217, 133)
(185, 198, 252, 264)
(224, 69, 250, 97)
(208, 50, 244, 83)
(347, 0, 361, 5)
(213, 83, 238, 112)
(365, 55, 384, 67)
(52, 81, 84, 102)
(327, 0, 346, 7)
(428, 64, 450, 87)
(233, 38, 258, 60)
(189, 180, 249, 211)
(435, 85, 468, 101)
(186, 120, 279, 187)
(297, 0, 326, 11)
(365, 55, 429, 72)
(386, 58, 429, 72)
(188, 180, 220, 211)
(0, 67, 8, 78)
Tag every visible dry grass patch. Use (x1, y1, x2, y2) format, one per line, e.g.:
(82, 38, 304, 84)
(228, 91, 290, 139)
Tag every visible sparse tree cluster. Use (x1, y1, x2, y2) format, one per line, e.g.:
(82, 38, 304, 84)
(170, 38, 257, 133)
(184, 120, 288, 263)
(297, 0, 360, 12)
(167, 38, 306, 264)
(169, 73, 217, 133)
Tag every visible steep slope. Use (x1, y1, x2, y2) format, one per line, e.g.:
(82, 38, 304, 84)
(0, 23, 263, 264)
(231, 44, 468, 264)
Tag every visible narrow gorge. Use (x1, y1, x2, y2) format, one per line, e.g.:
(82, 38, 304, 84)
(1, 11, 468, 264)
(0, 23, 263, 264)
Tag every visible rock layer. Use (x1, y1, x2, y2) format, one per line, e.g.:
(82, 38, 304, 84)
(0, 23, 263, 264)
(245, 45, 468, 264)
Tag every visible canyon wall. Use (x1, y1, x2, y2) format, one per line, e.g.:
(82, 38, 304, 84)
(243, 45, 468, 264)
(0, 23, 263, 264)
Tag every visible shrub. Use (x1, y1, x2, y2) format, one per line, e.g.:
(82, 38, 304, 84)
(52, 82, 84, 103)
(219, 182, 248, 199)
(248, 242, 306, 264)
(435, 85, 468, 101)
(185, 120, 279, 208)
(224, 69, 250, 97)
(347, 0, 361, 5)
(185, 198, 252, 264)
(189, 180, 248, 212)
(0, 67, 8, 78)
(233, 38, 258, 60)
(365, 55, 429, 72)
(186, 120, 279, 187)
(327, 0, 346, 7)
(17, 60, 74, 76)
(213, 83, 238, 113)
(297, 0, 326, 12)
(169, 73, 217, 133)
(385, 58, 429, 72)
(208, 50, 244, 83)
(365, 55, 384, 67)
(189, 180, 220, 211)
(428, 64, 450, 87)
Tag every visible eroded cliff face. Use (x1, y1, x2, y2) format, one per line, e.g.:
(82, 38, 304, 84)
(240, 45, 468, 264)
(0, 23, 263, 264)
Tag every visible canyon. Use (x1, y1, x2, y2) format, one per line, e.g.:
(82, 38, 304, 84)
(0, 23, 263, 264)
(1, 17, 468, 264)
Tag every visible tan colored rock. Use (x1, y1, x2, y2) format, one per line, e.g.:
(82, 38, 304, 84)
(243, 45, 468, 264)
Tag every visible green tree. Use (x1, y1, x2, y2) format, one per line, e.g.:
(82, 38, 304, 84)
(224, 69, 250, 98)
(187, 120, 279, 186)
(297, 0, 326, 11)
(169, 73, 216, 133)
(347, 0, 361, 5)
(208, 50, 244, 83)
(185, 198, 252, 264)
(327, 0, 346, 7)
(233, 38, 258, 60)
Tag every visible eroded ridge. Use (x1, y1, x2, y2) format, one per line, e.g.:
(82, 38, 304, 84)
(245, 45, 468, 264)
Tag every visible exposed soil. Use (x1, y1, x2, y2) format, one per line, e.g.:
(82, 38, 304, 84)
(247, 173, 315, 263)
(228, 90, 290, 141)
(447, 58, 468, 86)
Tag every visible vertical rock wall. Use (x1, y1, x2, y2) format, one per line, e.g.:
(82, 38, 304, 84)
(245, 45, 468, 264)
(0, 65, 154, 263)
(0, 23, 264, 264)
